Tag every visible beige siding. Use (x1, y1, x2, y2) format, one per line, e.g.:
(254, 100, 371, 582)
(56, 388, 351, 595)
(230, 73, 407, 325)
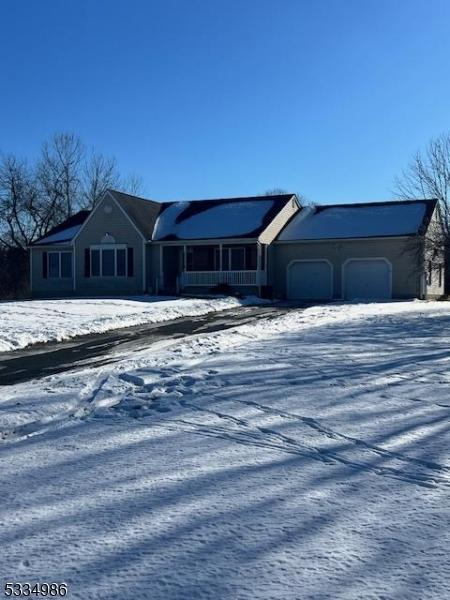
(271, 237, 422, 299)
(425, 263, 445, 298)
(146, 244, 162, 293)
(30, 246, 74, 297)
(259, 197, 300, 244)
(74, 195, 144, 295)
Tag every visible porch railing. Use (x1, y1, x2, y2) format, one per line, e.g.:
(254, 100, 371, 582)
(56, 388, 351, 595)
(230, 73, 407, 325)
(180, 270, 266, 287)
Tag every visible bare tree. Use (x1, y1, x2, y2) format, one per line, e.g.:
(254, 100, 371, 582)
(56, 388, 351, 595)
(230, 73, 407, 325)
(263, 188, 314, 206)
(37, 133, 84, 217)
(263, 188, 290, 196)
(0, 131, 145, 297)
(394, 132, 450, 237)
(82, 151, 120, 208)
(121, 172, 144, 196)
(394, 132, 450, 291)
(0, 155, 39, 249)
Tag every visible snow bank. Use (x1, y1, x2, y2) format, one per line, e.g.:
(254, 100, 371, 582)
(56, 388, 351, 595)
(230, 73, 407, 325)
(0, 295, 265, 352)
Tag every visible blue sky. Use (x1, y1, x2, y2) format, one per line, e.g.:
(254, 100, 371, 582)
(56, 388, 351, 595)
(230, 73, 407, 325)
(1, 0, 450, 203)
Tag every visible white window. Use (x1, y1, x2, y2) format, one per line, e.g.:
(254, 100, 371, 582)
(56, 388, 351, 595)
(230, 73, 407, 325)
(222, 247, 246, 271)
(48, 251, 72, 278)
(90, 245, 127, 277)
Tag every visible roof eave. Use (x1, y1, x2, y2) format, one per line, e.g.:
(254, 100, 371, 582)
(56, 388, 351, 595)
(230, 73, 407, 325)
(275, 233, 419, 244)
(151, 236, 260, 244)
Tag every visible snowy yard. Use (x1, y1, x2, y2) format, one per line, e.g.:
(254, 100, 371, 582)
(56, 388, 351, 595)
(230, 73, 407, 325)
(1, 301, 450, 599)
(0, 295, 258, 352)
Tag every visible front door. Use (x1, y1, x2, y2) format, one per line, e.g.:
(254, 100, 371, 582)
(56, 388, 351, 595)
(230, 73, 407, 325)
(162, 246, 182, 292)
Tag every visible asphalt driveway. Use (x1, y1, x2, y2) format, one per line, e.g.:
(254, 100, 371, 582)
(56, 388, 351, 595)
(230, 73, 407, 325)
(0, 305, 289, 386)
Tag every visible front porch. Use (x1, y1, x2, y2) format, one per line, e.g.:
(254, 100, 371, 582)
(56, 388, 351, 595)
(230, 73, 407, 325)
(159, 242, 267, 293)
(180, 269, 267, 287)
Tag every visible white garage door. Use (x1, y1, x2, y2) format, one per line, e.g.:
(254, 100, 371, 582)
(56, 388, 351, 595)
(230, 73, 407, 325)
(287, 260, 332, 300)
(343, 259, 392, 300)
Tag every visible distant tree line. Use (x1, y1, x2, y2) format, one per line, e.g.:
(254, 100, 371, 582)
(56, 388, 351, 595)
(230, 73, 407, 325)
(0, 132, 142, 298)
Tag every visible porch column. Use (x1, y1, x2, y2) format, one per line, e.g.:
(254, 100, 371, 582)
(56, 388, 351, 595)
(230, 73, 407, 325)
(257, 243, 262, 293)
(182, 245, 187, 290)
(219, 243, 223, 271)
(159, 245, 164, 292)
(264, 244, 268, 285)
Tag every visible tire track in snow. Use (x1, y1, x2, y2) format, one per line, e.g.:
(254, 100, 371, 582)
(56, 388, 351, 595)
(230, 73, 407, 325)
(0, 373, 114, 443)
(234, 398, 450, 475)
(114, 370, 449, 489)
(182, 400, 447, 489)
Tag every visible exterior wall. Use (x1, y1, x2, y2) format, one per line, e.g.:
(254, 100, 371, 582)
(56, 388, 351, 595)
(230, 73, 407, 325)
(425, 263, 445, 298)
(270, 237, 422, 299)
(146, 244, 161, 294)
(30, 246, 74, 297)
(424, 208, 445, 298)
(259, 197, 300, 244)
(74, 195, 145, 295)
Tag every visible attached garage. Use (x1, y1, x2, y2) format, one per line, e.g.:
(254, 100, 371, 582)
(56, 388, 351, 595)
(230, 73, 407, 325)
(342, 258, 392, 300)
(287, 260, 333, 300)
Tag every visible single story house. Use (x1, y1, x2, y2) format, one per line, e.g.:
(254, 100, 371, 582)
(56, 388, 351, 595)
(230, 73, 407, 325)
(29, 189, 444, 300)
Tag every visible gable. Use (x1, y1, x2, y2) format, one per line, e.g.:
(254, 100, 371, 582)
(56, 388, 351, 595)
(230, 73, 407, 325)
(74, 194, 145, 247)
(108, 190, 161, 239)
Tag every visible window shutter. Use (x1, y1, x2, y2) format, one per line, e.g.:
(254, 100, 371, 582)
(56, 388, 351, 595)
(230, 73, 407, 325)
(127, 247, 134, 277)
(84, 249, 91, 277)
(42, 251, 48, 279)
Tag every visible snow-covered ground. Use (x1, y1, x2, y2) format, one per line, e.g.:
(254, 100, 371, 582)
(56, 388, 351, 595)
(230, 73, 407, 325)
(0, 295, 261, 352)
(1, 301, 450, 599)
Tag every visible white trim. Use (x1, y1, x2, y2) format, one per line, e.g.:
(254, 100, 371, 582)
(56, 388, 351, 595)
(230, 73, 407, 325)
(159, 245, 164, 289)
(341, 257, 393, 300)
(47, 250, 73, 280)
(142, 242, 146, 292)
(180, 270, 261, 287)
(152, 237, 257, 246)
(71, 196, 106, 244)
(89, 244, 128, 278)
(29, 244, 73, 249)
(72, 191, 146, 244)
(89, 244, 127, 250)
(101, 233, 116, 244)
(258, 194, 301, 243)
(275, 235, 412, 245)
(286, 258, 333, 300)
(257, 243, 262, 294)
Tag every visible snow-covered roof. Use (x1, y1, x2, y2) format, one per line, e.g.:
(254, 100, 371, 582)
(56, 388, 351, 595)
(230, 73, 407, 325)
(278, 200, 437, 241)
(34, 224, 82, 245)
(34, 210, 91, 245)
(153, 195, 295, 241)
